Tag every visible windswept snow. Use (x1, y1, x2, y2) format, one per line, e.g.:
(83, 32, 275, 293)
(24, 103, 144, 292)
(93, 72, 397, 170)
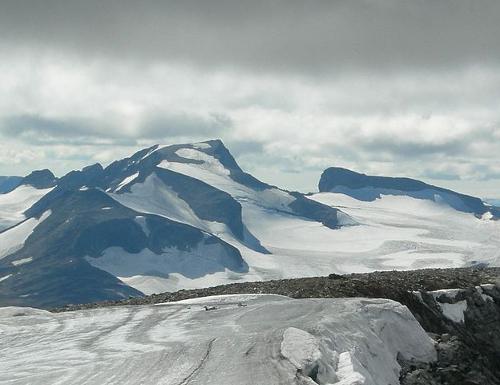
(0, 185, 53, 231)
(115, 172, 139, 191)
(0, 274, 12, 282)
(0, 210, 51, 259)
(0, 296, 436, 385)
(11, 257, 33, 266)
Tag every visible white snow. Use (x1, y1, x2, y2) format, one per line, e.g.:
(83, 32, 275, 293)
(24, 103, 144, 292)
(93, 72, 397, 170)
(425, 288, 469, 323)
(335, 352, 371, 385)
(0, 274, 12, 282)
(0, 296, 436, 385)
(84, 241, 243, 295)
(192, 142, 212, 149)
(158, 151, 296, 212)
(115, 172, 139, 191)
(438, 301, 467, 323)
(0, 185, 53, 231)
(11, 257, 33, 266)
(0, 210, 51, 259)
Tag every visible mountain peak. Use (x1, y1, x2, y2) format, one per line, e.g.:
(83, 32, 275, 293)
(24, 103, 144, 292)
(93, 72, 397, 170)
(21, 169, 57, 189)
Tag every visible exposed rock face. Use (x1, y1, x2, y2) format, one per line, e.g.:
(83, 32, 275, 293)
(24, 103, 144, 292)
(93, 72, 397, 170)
(400, 284, 500, 384)
(21, 169, 58, 189)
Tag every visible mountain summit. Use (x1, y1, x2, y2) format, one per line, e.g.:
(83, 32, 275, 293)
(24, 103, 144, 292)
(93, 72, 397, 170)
(0, 140, 351, 307)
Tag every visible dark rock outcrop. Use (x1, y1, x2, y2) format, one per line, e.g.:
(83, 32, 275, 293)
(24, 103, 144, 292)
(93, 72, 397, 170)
(20, 169, 57, 189)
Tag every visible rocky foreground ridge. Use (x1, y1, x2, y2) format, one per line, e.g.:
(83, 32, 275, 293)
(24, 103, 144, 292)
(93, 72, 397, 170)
(53, 267, 500, 385)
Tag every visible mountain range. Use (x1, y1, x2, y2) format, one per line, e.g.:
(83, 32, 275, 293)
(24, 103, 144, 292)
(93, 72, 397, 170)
(1, 139, 499, 308)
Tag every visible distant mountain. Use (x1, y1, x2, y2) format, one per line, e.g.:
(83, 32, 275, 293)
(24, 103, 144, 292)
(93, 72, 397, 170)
(0, 140, 352, 307)
(1, 142, 499, 309)
(0, 176, 22, 194)
(319, 167, 499, 218)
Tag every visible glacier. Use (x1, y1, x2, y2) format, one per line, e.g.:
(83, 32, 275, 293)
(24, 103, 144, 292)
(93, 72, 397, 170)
(0, 295, 436, 385)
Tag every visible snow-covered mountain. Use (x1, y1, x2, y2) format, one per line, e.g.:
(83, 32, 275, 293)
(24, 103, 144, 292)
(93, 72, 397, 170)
(319, 167, 500, 218)
(1, 140, 499, 308)
(0, 140, 352, 307)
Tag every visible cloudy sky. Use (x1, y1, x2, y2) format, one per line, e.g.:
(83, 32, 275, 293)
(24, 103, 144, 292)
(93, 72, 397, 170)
(1, 0, 500, 197)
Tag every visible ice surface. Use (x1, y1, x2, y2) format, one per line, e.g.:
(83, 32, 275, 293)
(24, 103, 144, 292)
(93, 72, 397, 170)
(0, 296, 436, 385)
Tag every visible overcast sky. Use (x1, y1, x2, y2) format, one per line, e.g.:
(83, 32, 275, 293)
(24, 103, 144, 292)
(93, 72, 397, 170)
(1, 0, 500, 197)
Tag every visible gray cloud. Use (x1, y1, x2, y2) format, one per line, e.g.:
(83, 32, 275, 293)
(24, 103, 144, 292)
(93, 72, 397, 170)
(1, 1, 499, 75)
(140, 112, 231, 139)
(0, 114, 132, 145)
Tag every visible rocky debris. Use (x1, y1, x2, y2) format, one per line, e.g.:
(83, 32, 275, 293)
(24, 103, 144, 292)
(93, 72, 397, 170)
(51, 267, 500, 312)
(399, 284, 500, 384)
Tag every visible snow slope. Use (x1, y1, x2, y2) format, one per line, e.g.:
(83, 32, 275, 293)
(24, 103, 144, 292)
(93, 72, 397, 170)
(0, 185, 52, 231)
(0, 210, 51, 259)
(0, 295, 436, 385)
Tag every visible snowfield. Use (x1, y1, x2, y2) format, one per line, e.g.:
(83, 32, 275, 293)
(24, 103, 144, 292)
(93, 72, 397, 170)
(0, 295, 436, 385)
(0, 185, 52, 231)
(0, 210, 51, 260)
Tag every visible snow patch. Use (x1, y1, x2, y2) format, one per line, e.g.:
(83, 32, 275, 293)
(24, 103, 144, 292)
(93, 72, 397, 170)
(439, 301, 467, 323)
(0, 274, 12, 283)
(11, 257, 33, 266)
(192, 142, 212, 150)
(115, 172, 139, 191)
